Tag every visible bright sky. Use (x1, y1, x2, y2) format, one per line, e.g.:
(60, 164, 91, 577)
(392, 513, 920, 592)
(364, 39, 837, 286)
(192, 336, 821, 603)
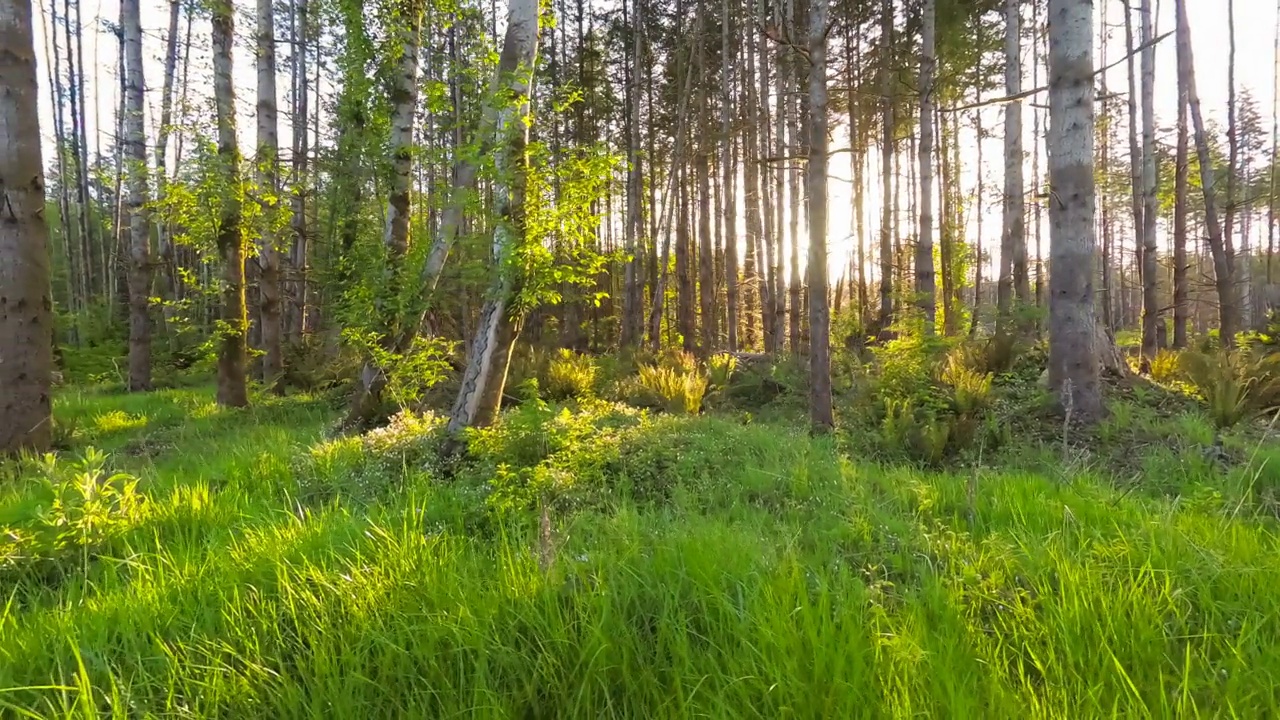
(31, 0, 1280, 283)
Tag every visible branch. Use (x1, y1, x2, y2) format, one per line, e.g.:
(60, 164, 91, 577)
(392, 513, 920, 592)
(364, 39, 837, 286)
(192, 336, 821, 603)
(942, 30, 1172, 113)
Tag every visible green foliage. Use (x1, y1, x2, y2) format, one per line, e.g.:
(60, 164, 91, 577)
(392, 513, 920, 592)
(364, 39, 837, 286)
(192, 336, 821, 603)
(1, 449, 145, 586)
(341, 329, 455, 411)
(1149, 348, 1183, 385)
(1180, 349, 1280, 428)
(543, 349, 598, 400)
(634, 364, 708, 415)
(706, 353, 737, 390)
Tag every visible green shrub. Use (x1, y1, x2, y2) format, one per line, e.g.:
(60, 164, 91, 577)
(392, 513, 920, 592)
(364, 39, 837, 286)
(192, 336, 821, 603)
(1180, 349, 1280, 428)
(544, 349, 598, 400)
(707, 353, 737, 389)
(635, 365, 708, 415)
(1149, 349, 1182, 385)
(1, 448, 146, 586)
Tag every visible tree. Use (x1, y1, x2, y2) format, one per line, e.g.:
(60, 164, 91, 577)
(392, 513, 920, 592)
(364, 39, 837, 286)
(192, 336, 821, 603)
(1139, 0, 1158, 360)
(1173, 12, 1190, 349)
(448, 0, 542, 432)
(121, 0, 151, 391)
(876, 0, 894, 334)
(257, 0, 283, 386)
(0, 0, 54, 453)
(1046, 0, 1102, 421)
(806, 0, 832, 431)
(1177, 0, 1240, 346)
(916, 0, 936, 328)
(212, 0, 249, 408)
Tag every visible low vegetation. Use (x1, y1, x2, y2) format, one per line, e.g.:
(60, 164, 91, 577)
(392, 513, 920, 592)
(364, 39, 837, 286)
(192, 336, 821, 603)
(4, 334, 1280, 716)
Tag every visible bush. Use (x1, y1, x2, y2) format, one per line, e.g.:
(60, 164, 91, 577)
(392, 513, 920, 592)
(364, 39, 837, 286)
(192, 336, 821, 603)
(1180, 349, 1280, 428)
(635, 365, 708, 415)
(707, 353, 737, 390)
(544, 349, 598, 400)
(1149, 349, 1182, 385)
(1, 449, 146, 586)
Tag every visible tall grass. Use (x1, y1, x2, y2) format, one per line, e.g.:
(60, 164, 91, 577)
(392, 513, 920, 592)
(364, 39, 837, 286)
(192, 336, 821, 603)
(2, 385, 1280, 716)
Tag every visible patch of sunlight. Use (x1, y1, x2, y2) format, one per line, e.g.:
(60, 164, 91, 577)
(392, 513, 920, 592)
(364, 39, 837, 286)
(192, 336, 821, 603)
(189, 400, 222, 420)
(93, 410, 148, 434)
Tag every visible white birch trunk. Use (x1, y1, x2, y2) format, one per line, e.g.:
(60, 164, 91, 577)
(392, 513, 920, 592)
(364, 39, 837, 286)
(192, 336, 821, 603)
(122, 0, 151, 391)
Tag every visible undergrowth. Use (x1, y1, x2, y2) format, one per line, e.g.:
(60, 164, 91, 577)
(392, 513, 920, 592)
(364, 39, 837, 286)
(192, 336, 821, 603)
(2, 361, 1280, 716)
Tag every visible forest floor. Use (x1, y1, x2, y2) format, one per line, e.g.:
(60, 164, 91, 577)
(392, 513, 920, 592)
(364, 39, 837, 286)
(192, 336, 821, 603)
(3, 374, 1280, 716)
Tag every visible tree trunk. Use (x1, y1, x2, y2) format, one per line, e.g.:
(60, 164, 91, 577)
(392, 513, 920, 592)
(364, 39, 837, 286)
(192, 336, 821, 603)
(877, 0, 894, 334)
(1046, 0, 1103, 422)
(287, 0, 310, 345)
(212, 0, 248, 408)
(121, 0, 151, 391)
(998, 0, 1025, 330)
(1139, 0, 1159, 360)
(1173, 28, 1190, 349)
(807, 0, 832, 432)
(621, 0, 644, 348)
(153, 0, 181, 334)
(257, 0, 283, 387)
(447, 0, 541, 433)
(743, 6, 762, 349)
(721, 0, 738, 352)
(1177, 0, 1240, 346)
(0, 0, 54, 453)
(916, 0, 937, 329)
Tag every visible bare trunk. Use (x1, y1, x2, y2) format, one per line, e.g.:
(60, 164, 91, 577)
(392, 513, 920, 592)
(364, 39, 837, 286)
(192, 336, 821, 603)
(448, 0, 541, 432)
(154, 0, 181, 332)
(1139, 0, 1159, 359)
(257, 0, 283, 387)
(212, 0, 248, 408)
(1046, 0, 1103, 421)
(877, 0, 894, 334)
(621, 0, 644, 347)
(1173, 31, 1190, 349)
(121, 0, 151, 391)
(807, 0, 832, 431)
(287, 0, 310, 344)
(916, 0, 936, 328)
(743, 9, 763, 349)
(0, 0, 55, 452)
(721, 0, 738, 351)
(999, 0, 1026, 329)
(1177, 0, 1239, 345)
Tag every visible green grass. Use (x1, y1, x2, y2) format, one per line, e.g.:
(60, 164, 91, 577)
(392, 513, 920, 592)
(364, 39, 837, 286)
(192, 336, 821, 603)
(3, 385, 1280, 717)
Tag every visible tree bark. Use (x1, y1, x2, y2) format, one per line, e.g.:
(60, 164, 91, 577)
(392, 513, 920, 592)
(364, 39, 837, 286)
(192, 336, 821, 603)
(916, 0, 937, 329)
(257, 0, 283, 387)
(1139, 0, 1159, 359)
(721, 0, 738, 352)
(1046, 0, 1103, 422)
(1173, 24, 1189, 349)
(621, 0, 644, 347)
(212, 0, 248, 408)
(447, 0, 541, 433)
(998, 0, 1026, 331)
(287, 0, 310, 345)
(121, 0, 151, 391)
(0, 0, 54, 453)
(877, 0, 894, 334)
(807, 0, 832, 431)
(1177, 0, 1240, 346)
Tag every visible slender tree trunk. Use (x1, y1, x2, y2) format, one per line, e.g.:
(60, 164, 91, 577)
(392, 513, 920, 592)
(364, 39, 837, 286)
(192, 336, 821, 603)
(999, 0, 1025, 331)
(1269, 0, 1279, 302)
(743, 8, 762, 349)
(807, 0, 832, 431)
(0, 0, 54, 452)
(786, 0, 803, 354)
(153, 0, 181, 332)
(121, 0, 152, 391)
(1046, 0, 1102, 421)
(1226, 0, 1240, 332)
(1177, 0, 1239, 346)
(1123, 1, 1144, 312)
(1173, 30, 1190, 349)
(1139, 0, 1159, 359)
(212, 0, 248, 408)
(448, 0, 541, 432)
(287, 0, 310, 344)
(877, 0, 894, 334)
(916, 0, 937, 329)
(622, 0, 644, 347)
(257, 0, 283, 387)
(721, 0, 738, 351)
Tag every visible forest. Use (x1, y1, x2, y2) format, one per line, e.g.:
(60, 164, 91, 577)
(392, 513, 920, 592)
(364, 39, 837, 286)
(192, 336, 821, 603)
(4, 0, 1280, 713)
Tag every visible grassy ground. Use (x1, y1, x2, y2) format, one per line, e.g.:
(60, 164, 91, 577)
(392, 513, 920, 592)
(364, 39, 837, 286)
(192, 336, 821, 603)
(3, 384, 1280, 717)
